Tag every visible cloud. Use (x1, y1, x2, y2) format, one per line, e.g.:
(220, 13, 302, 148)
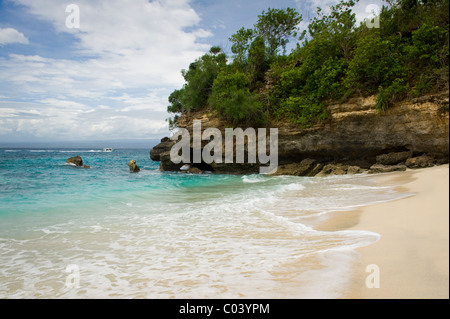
(295, 0, 384, 25)
(0, 27, 29, 45)
(0, 97, 169, 140)
(0, 0, 214, 140)
(10, 0, 211, 88)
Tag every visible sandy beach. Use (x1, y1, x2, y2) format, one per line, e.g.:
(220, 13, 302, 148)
(320, 165, 449, 299)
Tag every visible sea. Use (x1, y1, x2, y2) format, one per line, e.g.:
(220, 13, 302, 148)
(0, 147, 411, 299)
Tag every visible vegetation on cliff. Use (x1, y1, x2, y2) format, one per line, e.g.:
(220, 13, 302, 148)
(167, 0, 449, 128)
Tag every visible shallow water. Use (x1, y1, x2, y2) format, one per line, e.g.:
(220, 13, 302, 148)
(0, 148, 409, 298)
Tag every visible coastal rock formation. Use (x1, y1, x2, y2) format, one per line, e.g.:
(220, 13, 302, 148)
(375, 151, 413, 165)
(274, 159, 323, 176)
(369, 164, 407, 173)
(186, 167, 203, 174)
(159, 151, 183, 171)
(405, 154, 436, 168)
(151, 91, 449, 176)
(128, 159, 140, 173)
(66, 156, 83, 167)
(150, 137, 176, 161)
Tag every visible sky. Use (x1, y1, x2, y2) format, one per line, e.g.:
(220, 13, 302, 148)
(0, 0, 383, 143)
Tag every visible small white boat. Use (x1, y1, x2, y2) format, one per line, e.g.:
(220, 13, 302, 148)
(103, 148, 114, 152)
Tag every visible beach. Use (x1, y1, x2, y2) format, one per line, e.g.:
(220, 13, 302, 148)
(320, 165, 449, 299)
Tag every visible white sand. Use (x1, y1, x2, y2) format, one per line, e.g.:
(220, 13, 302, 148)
(343, 165, 449, 298)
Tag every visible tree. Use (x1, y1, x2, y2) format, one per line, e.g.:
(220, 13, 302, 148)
(247, 36, 268, 89)
(307, 0, 357, 59)
(254, 7, 302, 58)
(167, 47, 227, 114)
(229, 27, 255, 66)
(209, 71, 266, 126)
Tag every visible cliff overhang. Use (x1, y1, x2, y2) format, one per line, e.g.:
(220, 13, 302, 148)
(150, 91, 449, 176)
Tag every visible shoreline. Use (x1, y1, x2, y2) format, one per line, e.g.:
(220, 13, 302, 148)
(319, 165, 449, 299)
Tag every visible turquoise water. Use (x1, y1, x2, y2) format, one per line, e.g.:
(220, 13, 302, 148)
(0, 148, 409, 298)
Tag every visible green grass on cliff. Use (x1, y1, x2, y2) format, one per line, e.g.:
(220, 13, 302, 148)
(167, 0, 449, 128)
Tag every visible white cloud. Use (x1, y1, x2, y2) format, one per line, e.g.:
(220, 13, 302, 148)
(11, 0, 211, 88)
(0, 27, 29, 45)
(296, 0, 384, 25)
(0, 98, 169, 140)
(0, 0, 214, 140)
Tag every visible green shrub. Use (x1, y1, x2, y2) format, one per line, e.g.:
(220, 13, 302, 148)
(376, 78, 410, 112)
(209, 71, 267, 126)
(167, 48, 227, 114)
(275, 96, 328, 128)
(406, 23, 449, 67)
(345, 34, 408, 94)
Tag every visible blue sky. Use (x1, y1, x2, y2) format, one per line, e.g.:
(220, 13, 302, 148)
(0, 0, 383, 143)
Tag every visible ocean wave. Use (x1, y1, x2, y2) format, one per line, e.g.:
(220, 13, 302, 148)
(279, 183, 306, 191)
(242, 175, 268, 184)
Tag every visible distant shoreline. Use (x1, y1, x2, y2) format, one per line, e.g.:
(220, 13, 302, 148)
(0, 139, 162, 150)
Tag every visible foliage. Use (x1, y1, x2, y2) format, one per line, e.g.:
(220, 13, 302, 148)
(209, 71, 267, 126)
(167, 47, 226, 115)
(254, 7, 303, 58)
(229, 27, 255, 66)
(376, 78, 410, 112)
(345, 33, 408, 94)
(167, 0, 449, 128)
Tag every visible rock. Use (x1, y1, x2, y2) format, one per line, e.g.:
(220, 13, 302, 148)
(315, 163, 348, 177)
(128, 159, 140, 173)
(159, 151, 184, 171)
(274, 159, 322, 176)
(405, 154, 435, 168)
(210, 162, 259, 174)
(376, 151, 412, 165)
(66, 156, 83, 167)
(83, 165, 90, 169)
(150, 91, 449, 174)
(369, 163, 407, 173)
(187, 167, 203, 174)
(347, 166, 365, 175)
(150, 137, 176, 161)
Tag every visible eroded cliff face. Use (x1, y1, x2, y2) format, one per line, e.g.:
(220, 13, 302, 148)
(150, 91, 449, 176)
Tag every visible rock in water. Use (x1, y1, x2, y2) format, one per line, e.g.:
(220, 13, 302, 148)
(128, 159, 140, 173)
(66, 156, 83, 167)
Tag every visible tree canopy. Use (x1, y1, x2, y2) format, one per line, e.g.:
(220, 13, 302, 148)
(167, 0, 449, 128)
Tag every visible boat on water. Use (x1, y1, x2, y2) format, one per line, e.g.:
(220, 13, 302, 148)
(103, 148, 114, 152)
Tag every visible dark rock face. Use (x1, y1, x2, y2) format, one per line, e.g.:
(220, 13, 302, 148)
(276, 92, 449, 168)
(159, 151, 183, 172)
(376, 151, 413, 165)
(66, 156, 83, 167)
(369, 164, 407, 173)
(150, 137, 176, 161)
(405, 154, 436, 168)
(150, 91, 449, 176)
(128, 159, 140, 173)
(275, 159, 323, 176)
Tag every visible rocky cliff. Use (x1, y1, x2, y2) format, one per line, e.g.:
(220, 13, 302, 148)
(150, 91, 449, 176)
